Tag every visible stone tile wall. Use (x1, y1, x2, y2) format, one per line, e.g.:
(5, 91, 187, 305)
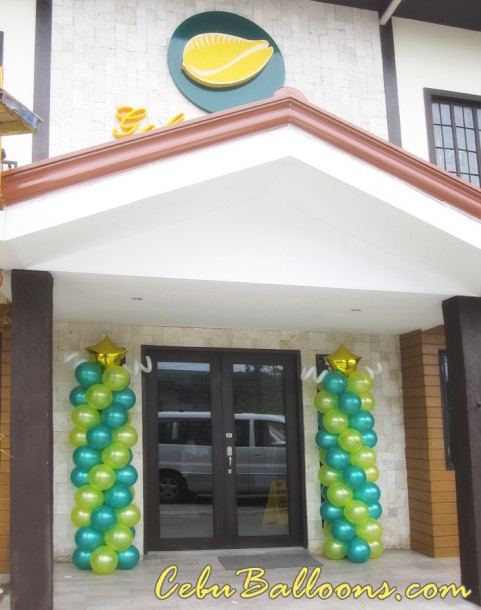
(53, 321, 409, 560)
(50, 0, 387, 156)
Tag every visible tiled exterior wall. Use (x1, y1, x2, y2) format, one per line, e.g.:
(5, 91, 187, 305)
(0, 307, 11, 574)
(400, 326, 459, 558)
(53, 321, 409, 560)
(50, 0, 387, 156)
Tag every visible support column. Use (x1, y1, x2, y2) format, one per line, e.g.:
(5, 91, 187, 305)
(442, 296, 481, 606)
(10, 270, 53, 610)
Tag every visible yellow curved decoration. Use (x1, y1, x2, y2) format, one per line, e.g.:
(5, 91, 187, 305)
(182, 33, 273, 88)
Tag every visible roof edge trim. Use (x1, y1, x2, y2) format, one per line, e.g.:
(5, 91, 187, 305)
(2, 87, 481, 220)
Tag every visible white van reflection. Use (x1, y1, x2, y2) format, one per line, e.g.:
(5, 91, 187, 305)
(158, 411, 286, 503)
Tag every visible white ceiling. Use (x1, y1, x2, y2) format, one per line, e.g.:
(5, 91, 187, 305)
(2, 127, 481, 334)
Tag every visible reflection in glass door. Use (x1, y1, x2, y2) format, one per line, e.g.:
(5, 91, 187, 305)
(143, 348, 304, 551)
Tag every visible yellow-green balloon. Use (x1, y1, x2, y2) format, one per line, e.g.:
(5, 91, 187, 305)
(365, 464, 379, 482)
(69, 427, 87, 447)
(75, 485, 104, 511)
(350, 447, 377, 468)
(344, 500, 369, 525)
(347, 371, 372, 395)
(86, 384, 112, 410)
(323, 409, 348, 434)
(356, 518, 383, 543)
(71, 405, 101, 430)
(102, 443, 131, 469)
(369, 539, 384, 559)
(71, 506, 92, 528)
(314, 391, 338, 414)
(104, 524, 133, 552)
(318, 449, 327, 464)
(112, 424, 138, 448)
(323, 521, 332, 537)
(359, 392, 375, 412)
(318, 465, 342, 486)
(88, 464, 116, 491)
(102, 365, 130, 392)
(323, 537, 347, 560)
(338, 428, 364, 453)
(116, 503, 141, 528)
(327, 481, 353, 507)
(90, 545, 118, 574)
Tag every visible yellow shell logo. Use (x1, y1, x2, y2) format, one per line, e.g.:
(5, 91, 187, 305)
(182, 33, 274, 88)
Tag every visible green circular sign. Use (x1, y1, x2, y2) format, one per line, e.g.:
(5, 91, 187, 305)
(168, 11, 285, 113)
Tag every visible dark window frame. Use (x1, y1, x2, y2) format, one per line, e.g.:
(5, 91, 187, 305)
(424, 88, 481, 187)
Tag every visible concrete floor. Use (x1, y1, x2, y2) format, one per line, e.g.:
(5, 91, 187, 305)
(1, 549, 476, 609)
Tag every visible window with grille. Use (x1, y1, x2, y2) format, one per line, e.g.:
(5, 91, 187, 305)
(425, 90, 481, 187)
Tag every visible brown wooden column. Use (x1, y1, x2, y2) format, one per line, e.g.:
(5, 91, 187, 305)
(442, 296, 481, 606)
(10, 270, 53, 610)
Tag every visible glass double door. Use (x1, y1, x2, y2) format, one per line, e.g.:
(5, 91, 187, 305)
(144, 348, 304, 550)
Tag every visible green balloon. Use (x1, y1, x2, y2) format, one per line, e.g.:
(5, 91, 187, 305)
(104, 524, 133, 552)
(102, 442, 131, 469)
(71, 505, 92, 528)
(359, 392, 375, 412)
(90, 545, 118, 575)
(71, 405, 101, 430)
(323, 537, 347, 560)
(314, 391, 338, 413)
(344, 500, 369, 525)
(102, 365, 130, 392)
(327, 481, 353, 507)
(68, 427, 87, 447)
(350, 447, 377, 468)
(85, 384, 112, 410)
(318, 464, 342, 487)
(346, 371, 372, 395)
(88, 464, 116, 491)
(365, 465, 379, 482)
(338, 428, 364, 453)
(369, 539, 384, 559)
(112, 424, 138, 448)
(322, 409, 348, 434)
(356, 518, 383, 543)
(74, 485, 104, 511)
(116, 503, 141, 528)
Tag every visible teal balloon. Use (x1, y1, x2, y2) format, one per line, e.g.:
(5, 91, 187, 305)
(362, 430, 378, 447)
(115, 465, 138, 487)
(349, 411, 374, 432)
(75, 362, 103, 388)
(75, 526, 104, 552)
(91, 505, 117, 532)
(317, 413, 324, 427)
(332, 518, 356, 542)
(368, 502, 383, 519)
(72, 547, 92, 570)
(321, 485, 329, 500)
(86, 424, 113, 450)
(315, 430, 339, 450)
(104, 483, 133, 509)
(320, 501, 344, 523)
(343, 465, 367, 489)
(73, 446, 102, 470)
(112, 388, 136, 410)
(117, 545, 140, 570)
(322, 371, 347, 395)
(70, 386, 87, 407)
(347, 537, 371, 563)
(339, 392, 361, 415)
(354, 483, 381, 504)
(101, 404, 128, 429)
(70, 467, 90, 488)
(325, 447, 350, 470)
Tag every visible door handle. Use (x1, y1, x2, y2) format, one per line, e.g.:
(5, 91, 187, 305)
(226, 445, 233, 473)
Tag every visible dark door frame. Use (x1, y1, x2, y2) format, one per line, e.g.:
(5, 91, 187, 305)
(141, 345, 307, 553)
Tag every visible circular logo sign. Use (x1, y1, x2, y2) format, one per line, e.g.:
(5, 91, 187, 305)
(168, 11, 285, 113)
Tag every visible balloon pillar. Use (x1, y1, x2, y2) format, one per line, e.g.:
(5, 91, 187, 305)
(315, 345, 383, 563)
(69, 336, 141, 574)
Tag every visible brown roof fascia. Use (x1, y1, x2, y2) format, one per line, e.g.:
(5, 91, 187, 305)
(2, 87, 481, 220)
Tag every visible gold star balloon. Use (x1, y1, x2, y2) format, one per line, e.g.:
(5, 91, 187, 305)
(86, 336, 127, 369)
(326, 344, 361, 377)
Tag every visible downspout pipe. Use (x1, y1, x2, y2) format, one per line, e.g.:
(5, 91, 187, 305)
(379, 0, 403, 25)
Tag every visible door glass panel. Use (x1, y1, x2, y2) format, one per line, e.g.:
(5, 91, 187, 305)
(232, 363, 289, 537)
(156, 362, 213, 539)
